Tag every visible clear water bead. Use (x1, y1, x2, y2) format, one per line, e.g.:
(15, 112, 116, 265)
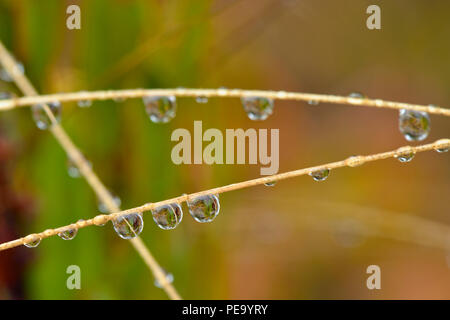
(307, 100, 319, 106)
(0, 62, 24, 82)
(196, 96, 208, 104)
(24, 235, 41, 248)
(0, 92, 13, 100)
(187, 194, 220, 223)
(264, 181, 276, 187)
(113, 213, 144, 239)
(152, 203, 183, 230)
(399, 109, 430, 141)
(143, 95, 177, 123)
(58, 228, 78, 240)
(348, 92, 366, 99)
(67, 157, 92, 178)
(98, 194, 121, 213)
(77, 92, 92, 108)
(395, 147, 415, 162)
(241, 97, 274, 121)
(309, 169, 330, 181)
(154, 270, 174, 288)
(434, 139, 449, 153)
(31, 102, 61, 130)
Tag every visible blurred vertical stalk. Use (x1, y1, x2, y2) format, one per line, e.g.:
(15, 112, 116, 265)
(0, 41, 181, 300)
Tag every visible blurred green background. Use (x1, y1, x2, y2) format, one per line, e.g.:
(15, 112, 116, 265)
(0, 0, 449, 299)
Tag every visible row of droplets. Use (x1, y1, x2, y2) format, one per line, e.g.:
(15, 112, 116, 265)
(23, 193, 220, 247)
(27, 135, 450, 248)
(23, 133, 450, 249)
(23, 166, 333, 248)
(0, 83, 435, 142)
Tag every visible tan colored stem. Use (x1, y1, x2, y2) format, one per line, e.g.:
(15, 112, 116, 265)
(1, 138, 448, 252)
(0, 41, 181, 300)
(0, 88, 449, 116)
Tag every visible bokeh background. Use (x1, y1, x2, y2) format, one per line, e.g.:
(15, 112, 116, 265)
(0, 0, 449, 299)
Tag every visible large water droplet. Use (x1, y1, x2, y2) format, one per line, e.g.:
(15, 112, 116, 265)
(154, 270, 174, 288)
(399, 109, 430, 141)
(394, 146, 415, 162)
(143, 95, 177, 123)
(0, 62, 24, 82)
(113, 213, 144, 239)
(309, 168, 330, 181)
(152, 203, 183, 230)
(24, 235, 41, 248)
(58, 228, 78, 240)
(31, 102, 61, 130)
(187, 194, 220, 223)
(98, 194, 121, 213)
(241, 97, 274, 120)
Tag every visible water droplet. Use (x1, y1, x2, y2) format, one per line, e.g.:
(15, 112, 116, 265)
(187, 194, 220, 223)
(0, 62, 24, 82)
(399, 109, 430, 141)
(241, 97, 274, 120)
(113, 212, 144, 239)
(98, 194, 121, 213)
(77, 92, 92, 108)
(143, 95, 176, 123)
(434, 139, 449, 153)
(0, 91, 13, 100)
(67, 156, 92, 178)
(152, 203, 183, 230)
(58, 228, 78, 240)
(348, 92, 366, 99)
(264, 181, 276, 187)
(309, 168, 330, 181)
(154, 270, 174, 288)
(433, 139, 450, 153)
(307, 100, 319, 106)
(394, 146, 415, 162)
(24, 234, 41, 248)
(31, 102, 61, 130)
(196, 96, 208, 104)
